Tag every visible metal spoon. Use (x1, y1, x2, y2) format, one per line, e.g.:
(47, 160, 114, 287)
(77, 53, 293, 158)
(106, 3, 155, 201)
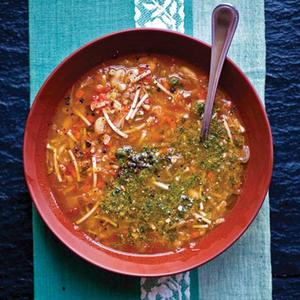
(201, 4, 239, 141)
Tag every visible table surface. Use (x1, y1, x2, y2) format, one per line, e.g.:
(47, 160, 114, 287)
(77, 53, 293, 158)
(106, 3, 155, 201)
(0, 0, 299, 299)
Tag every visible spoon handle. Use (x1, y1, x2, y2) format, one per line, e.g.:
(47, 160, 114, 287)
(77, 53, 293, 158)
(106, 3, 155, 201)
(201, 4, 239, 141)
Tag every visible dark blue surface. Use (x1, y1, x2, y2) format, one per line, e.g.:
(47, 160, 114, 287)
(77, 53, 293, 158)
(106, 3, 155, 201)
(0, 1, 32, 299)
(0, 0, 299, 299)
(265, 0, 300, 298)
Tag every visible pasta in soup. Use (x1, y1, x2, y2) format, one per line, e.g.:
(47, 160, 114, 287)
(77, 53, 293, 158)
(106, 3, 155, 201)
(46, 54, 249, 254)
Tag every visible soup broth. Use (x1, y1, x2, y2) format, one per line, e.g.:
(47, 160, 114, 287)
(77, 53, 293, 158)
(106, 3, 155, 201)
(46, 54, 249, 254)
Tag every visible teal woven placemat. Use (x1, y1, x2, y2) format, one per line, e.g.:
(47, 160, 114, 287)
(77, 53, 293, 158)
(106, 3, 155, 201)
(29, 1, 271, 299)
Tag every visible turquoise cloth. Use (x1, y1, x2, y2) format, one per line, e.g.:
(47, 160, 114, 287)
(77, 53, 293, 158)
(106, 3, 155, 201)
(29, 1, 271, 299)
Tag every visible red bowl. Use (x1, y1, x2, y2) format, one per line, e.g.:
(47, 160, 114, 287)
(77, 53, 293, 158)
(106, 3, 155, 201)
(24, 28, 273, 276)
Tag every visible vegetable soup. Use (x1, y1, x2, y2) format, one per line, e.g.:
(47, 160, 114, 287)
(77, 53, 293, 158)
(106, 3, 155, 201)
(46, 54, 250, 254)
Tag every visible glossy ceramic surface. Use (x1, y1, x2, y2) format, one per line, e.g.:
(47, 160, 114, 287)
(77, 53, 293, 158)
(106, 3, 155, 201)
(23, 29, 273, 276)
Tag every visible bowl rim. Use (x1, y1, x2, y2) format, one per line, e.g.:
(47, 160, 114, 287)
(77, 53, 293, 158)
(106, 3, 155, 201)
(24, 27, 273, 277)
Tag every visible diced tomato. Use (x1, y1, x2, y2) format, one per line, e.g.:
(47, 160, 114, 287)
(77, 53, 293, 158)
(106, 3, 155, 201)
(163, 116, 176, 129)
(207, 171, 216, 181)
(65, 163, 76, 178)
(84, 151, 92, 159)
(74, 131, 81, 140)
(122, 106, 130, 113)
(138, 66, 147, 74)
(175, 93, 183, 102)
(191, 231, 201, 239)
(171, 103, 185, 112)
(92, 95, 100, 102)
(105, 126, 112, 135)
(87, 115, 95, 123)
(95, 74, 102, 81)
(98, 93, 107, 101)
(81, 180, 91, 193)
(95, 108, 102, 115)
(103, 86, 111, 93)
(92, 93, 107, 103)
(198, 89, 207, 99)
(161, 79, 170, 90)
(143, 75, 152, 84)
(109, 168, 117, 178)
(78, 119, 85, 127)
(97, 177, 105, 189)
(75, 89, 84, 98)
